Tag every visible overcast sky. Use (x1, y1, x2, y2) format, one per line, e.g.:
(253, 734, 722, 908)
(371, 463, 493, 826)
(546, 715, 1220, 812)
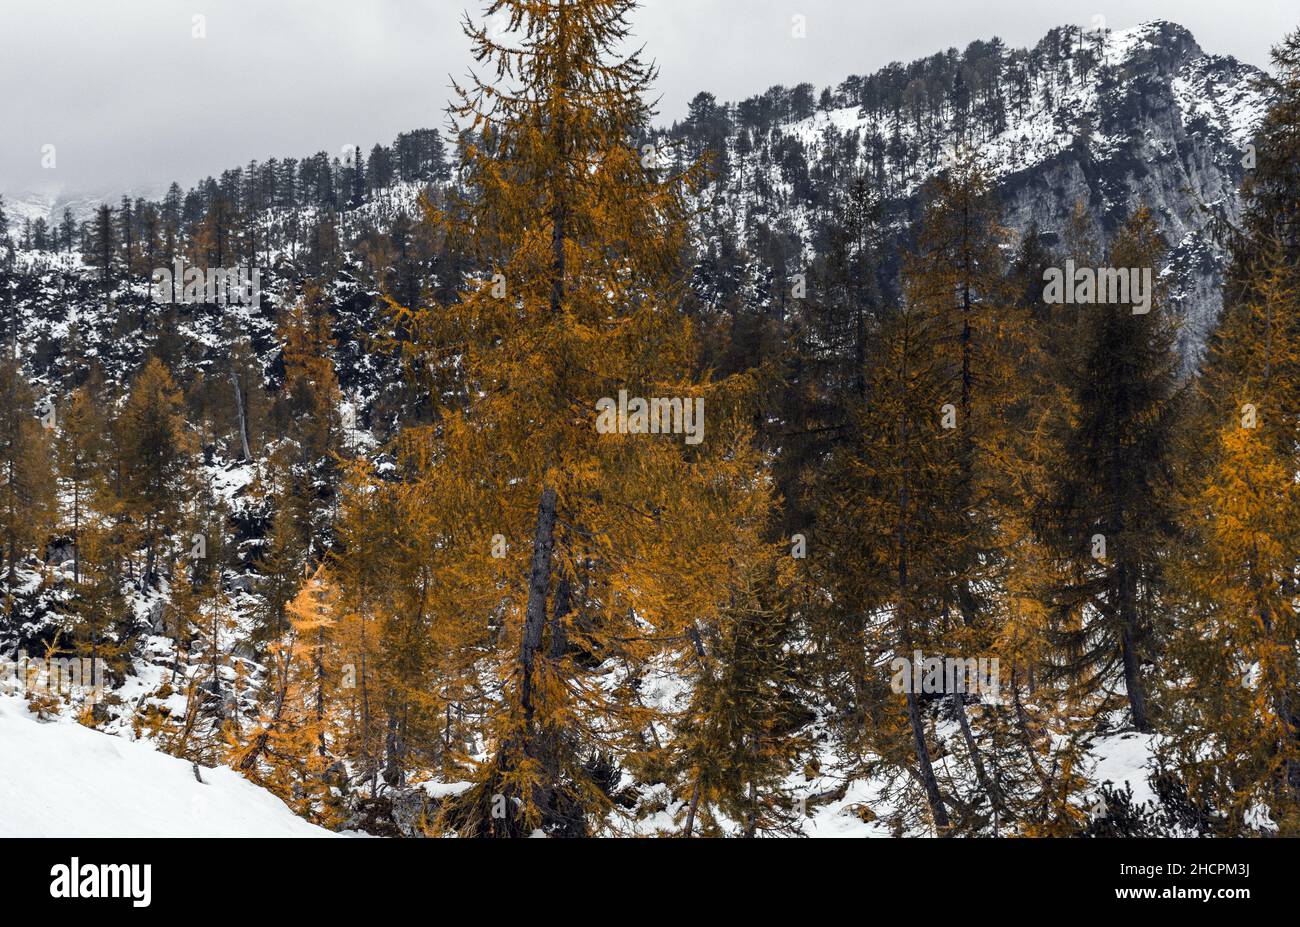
(1, 0, 1295, 197)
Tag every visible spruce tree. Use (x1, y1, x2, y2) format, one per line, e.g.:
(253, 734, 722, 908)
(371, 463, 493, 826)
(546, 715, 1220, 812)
(809, 267, 963, 835)
(670, 563, 805, 837)
(90, 204, 115, 283)
(1036, 207, 1183, 733)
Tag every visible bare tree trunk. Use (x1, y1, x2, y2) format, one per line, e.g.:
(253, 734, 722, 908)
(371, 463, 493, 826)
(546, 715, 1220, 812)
(1117, 562, 1151, 732)
(683, 781, 701, 837)
(681, 619, 711, 838)
(519, 487, 558, 730)
(360, 609, 375, 796)
(382, 700, 405, 788)
(209, 607, 221, 707)
(953, 693, 999, 825)
(952, 599, 1000, 821)
(897, 384, 951, 835)
(72, 484, 81, 584)
(230, 360, 251, 461)
(315, 624, 327, 757)
(906, 687, 952, 834)
(743, 778, 758, 838)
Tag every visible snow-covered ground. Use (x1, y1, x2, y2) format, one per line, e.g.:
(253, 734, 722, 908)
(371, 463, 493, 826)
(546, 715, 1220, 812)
(0, 695, 333, 838)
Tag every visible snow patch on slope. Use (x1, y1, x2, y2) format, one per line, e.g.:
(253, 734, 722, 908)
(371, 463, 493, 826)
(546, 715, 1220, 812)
(1172, 56, 1267, 151)
(0, 695, 334, 837)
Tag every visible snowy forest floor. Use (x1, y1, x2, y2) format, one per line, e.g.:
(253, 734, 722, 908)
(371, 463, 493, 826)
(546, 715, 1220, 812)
(0, 694, 333, 838)
(0, 689, 1161, 837)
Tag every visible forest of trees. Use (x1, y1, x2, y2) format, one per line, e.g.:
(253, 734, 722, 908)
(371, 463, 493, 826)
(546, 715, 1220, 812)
(0, 1, 1297, 838)
(1, 127, 449, 283)
(663, 22, 1125, 209)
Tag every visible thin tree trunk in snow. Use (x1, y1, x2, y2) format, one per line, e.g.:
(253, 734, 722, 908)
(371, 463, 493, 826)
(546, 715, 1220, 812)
(230, 361, 251, 461)
(519, 487, 559, 731)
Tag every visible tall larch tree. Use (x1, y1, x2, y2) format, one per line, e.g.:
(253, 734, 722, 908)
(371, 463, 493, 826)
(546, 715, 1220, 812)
(0, 356, 55, 587)
(55, 386, 104, 585)
(117, 358, 198, 588)
(898, 147, 1026, 828)
(1161, 30, 1300, 832)
(392, 0, 777, 836)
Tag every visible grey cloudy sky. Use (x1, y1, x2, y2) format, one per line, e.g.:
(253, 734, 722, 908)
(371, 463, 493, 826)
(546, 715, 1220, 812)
(1, 0, 1295, 196)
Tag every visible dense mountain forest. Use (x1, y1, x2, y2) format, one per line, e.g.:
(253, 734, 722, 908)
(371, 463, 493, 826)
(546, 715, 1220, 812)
(1, 1, 1298, 838)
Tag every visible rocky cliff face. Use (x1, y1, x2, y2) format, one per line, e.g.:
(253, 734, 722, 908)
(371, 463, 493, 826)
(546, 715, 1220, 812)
(704, 20, 1267, 364)
(1000, 24, 1261, 359)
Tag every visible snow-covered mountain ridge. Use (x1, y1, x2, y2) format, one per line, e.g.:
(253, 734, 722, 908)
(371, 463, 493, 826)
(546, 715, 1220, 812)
(4, 22, 1265, 360)
(686, 20, 1266, 358)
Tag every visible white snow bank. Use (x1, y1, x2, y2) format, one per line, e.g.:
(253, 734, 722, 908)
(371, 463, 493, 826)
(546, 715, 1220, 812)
(0, 696, 334, 837)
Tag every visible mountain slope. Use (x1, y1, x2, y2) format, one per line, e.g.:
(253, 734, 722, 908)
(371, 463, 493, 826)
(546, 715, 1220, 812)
(0, 696, 335, 838)
(686, 20, 1265, 360)
(0, 18, 1277, 838)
